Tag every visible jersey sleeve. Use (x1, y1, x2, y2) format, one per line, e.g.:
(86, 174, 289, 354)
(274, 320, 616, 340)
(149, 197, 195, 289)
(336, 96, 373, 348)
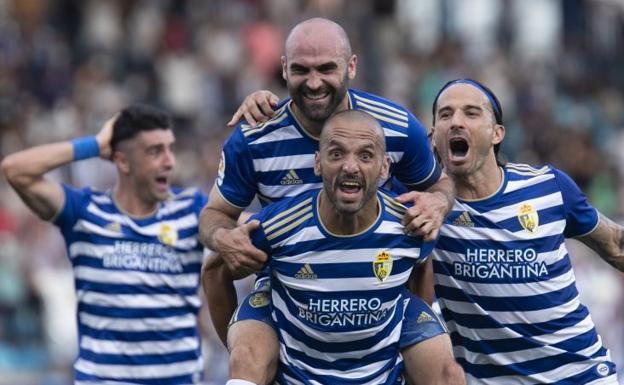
(53, 184, 90, 234)
(247, 213, 272, 261)
(393, 113, 441, 191)
(215, 127, 258, 209)
(552, 168, 599, 237)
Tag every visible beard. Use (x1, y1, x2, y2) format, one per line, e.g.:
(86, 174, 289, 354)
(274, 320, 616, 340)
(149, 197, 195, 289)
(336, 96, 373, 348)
(288, 72, 349, 122)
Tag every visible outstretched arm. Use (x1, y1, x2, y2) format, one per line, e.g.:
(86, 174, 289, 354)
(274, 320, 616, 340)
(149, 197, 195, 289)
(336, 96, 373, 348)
(1, 115, 115, 220)
(577, 213, 624, 272)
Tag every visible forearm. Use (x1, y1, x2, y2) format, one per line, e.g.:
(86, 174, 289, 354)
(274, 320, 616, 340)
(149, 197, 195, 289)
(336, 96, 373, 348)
(423, 172, 455, 215)
(1, 142, 74, 187)
(407, 259, 434, 305)
(578, 214, 624, 272)
(198, 206, 238, 250)
(202, 261, 238, 345)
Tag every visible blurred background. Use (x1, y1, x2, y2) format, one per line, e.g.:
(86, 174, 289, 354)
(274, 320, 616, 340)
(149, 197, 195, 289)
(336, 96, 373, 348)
(0, 0, 623, 384)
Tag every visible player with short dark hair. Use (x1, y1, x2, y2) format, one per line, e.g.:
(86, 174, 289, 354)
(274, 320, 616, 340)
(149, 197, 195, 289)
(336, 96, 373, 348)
(2, 105, 208, 384)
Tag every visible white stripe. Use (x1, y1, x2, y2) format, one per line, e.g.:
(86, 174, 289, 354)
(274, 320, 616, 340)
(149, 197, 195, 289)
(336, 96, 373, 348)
(356, 99, 408, 121)
(275, 268, 412, 292)
(454, 191, 563, 223)
(253, 154, 315, 172)
(249, 124, 303, 145)
(69, 242, 203, 266)
(91, 194, 112, 204)
(77, 290, 200, 308)
(272, 291, 399, 342)
(79, 312, 196, 332)
(353, 94, 408, 116)
(373, 220, 405, 235)
(258, 182, 323, 199)
(74, 357, 202, 379)
(387, 151, 403, 163)
(433, 262, 574, 299)
(441, 295, 581, 324)
(274, 247, 422, 265)
(242, 111, 289, 137)
(280, 318, 401, 361)
(382, 127, 407, 138)
(505, 173, 555, 194)
(158, 198, 195, 217)
(73, 219, 127, 238)
(440, 218, 566, 241)
(359, 109, 408, 128)
(74, 266, 199, 288)
(274, 226, 325, 248)
(83, 205, 199, 235)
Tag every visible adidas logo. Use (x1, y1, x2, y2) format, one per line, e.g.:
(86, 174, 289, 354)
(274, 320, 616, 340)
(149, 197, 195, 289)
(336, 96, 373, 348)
(452, 211, 474, 227)
(294, 264, 317, 279)
(416, 311, 434, 324)
(280, 169, 303, 185)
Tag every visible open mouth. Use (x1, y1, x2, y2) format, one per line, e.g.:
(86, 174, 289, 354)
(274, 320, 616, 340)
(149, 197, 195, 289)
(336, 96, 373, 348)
(304, 92, 330, 101)
(338, 180, 362, 195)
(449, 137, 469, 158)
(155, 176, 169, 189)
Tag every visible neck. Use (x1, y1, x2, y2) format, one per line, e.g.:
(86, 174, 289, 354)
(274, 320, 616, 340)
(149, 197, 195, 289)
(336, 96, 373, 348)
(453, 159, 503, 200)
(113, 181, 160, 218)
(318, 190, 379, 235)
(290, 94, 350, 138)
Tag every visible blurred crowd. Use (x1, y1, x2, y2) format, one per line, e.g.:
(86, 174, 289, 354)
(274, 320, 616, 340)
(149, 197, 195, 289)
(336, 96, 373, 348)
(0, 0, 623, 384)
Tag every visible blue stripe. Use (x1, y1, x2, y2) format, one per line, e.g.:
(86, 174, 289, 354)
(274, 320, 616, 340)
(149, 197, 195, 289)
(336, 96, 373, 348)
(272, 258, 414, 279)
(72, 256, 201, 274)
(78, 303, 198, 318)
(497, 205, 564, 232)
(75, 279, 199, 296)
(78, 325, 199, 341)
(434, 280, 579, 312)
(79, 348, 199, 365)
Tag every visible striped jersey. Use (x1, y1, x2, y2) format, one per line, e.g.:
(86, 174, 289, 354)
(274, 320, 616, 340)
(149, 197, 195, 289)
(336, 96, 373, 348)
(53, 185, 208, 385)
(432, 163, 618, 384)
(216, 88, 441, 208)
(248, 188, 435, 384)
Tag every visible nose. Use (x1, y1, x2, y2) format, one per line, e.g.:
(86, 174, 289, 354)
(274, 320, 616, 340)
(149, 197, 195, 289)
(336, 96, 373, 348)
(450, 111, 466, 129)
(305, 71, 323, 91)
(163, 149, 176, 169)
(341, 154, 359, 174)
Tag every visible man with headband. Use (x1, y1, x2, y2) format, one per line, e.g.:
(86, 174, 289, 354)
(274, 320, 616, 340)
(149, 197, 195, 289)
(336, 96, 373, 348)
(429, 78, 622, 384)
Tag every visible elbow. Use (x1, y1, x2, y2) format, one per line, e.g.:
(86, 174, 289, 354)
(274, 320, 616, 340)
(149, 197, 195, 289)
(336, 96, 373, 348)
(1, 155, 22, 186)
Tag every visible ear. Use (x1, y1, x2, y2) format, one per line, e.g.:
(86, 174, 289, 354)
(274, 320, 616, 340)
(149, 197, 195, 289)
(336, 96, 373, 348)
(347, 54, 357, 80)
(314, 151, 321, 177)
(492, 124, 505, 146)
(112, 150, 131, 175)
(281, 56, 287, 81)
(379, 154, 390, 180)
(429, 126, 436, 149)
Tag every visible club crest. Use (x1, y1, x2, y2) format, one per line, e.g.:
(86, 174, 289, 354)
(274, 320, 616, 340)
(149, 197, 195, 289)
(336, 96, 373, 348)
(158, 223, 178, 246)
(217, 151, 225, 186)
(518, 203, 539, 233)
(249, 292, 269, 308)
(373, 251, 393, 283)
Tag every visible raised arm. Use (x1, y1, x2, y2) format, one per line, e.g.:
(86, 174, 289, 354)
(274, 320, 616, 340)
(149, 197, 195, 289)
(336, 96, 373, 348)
(577, 213, 624, 272)
(1, 116, 114, 220)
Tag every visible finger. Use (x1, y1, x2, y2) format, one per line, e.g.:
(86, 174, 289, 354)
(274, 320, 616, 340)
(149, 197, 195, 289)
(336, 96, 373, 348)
(243, 110, 257, 127)
(258, 98, 276, 118)
(396, 191, 420, 204)
(402, 206, 420, 226)
(248, 103, 267, 124)
(227, 107, 244, 127)
(242, 219, 261, 234)
(269, 94, 279, 107)
(423, 227, 439, 242)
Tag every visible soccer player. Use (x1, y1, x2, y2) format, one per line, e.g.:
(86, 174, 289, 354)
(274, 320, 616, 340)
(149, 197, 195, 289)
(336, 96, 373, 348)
(199, 17, 455, 385)
(2, 105, 208, 384)
(429, 78, 623, 384)
(246, 109, 464, 384)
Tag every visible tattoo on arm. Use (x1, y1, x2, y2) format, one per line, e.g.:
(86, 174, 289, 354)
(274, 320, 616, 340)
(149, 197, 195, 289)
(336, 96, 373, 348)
(577, 213, 624, 272)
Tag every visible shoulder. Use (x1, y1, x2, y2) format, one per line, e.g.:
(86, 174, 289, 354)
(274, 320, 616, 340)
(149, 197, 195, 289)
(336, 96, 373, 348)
(378, 189, 408, 222)
(257, 189, 317, 239)
(234, 103, 293, 144)
(165, 186, 207, 212)
(504, 162, 555, 184)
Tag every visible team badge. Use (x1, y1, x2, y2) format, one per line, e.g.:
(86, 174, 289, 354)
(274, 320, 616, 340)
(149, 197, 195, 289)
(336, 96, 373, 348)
(373, 251, 393, 283)
(105, 222, 121, 233)
(518, 203, 539, 233)
(158, 223, 178, 246)
(216, 151, 225, 186)
(249, 292, 269, 308)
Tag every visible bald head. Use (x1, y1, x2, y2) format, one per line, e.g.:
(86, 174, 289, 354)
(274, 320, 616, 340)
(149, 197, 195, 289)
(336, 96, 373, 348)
(285, 18, 352, 61)
(320, 110, 385, 153)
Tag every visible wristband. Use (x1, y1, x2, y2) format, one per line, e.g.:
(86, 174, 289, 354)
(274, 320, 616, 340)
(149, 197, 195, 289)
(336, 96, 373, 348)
(72, 136, 100, 161)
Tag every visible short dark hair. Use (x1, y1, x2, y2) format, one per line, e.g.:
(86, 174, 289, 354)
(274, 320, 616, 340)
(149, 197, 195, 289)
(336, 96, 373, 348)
(111, 104, 172, 152)
(432, 78, 505, 166)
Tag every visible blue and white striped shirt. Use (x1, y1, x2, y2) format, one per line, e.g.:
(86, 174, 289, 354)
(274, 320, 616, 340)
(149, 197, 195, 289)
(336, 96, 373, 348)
(249, 189, 435, 384)
(54, 185, 207, 385)
(433, 163, 618, 384)
(216, 88, 441, 208)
